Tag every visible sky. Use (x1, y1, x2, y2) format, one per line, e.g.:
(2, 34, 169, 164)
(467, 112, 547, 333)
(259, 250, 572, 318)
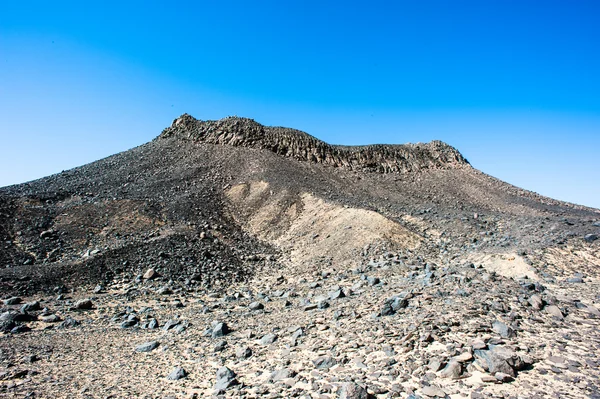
(1, 1, 599, 208)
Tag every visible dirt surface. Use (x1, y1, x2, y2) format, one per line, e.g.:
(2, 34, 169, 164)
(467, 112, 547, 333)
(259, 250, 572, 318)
(1, 115, 599, 398)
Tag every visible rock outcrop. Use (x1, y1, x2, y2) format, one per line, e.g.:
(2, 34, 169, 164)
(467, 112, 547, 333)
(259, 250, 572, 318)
(159, 114, 470, 173)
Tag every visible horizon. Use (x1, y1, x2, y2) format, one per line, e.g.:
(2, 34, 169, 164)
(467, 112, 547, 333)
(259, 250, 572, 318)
(1, 1, 599, 208)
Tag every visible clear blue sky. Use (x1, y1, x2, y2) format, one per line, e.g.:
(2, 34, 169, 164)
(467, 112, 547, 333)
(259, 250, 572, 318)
(1, 1, 599, 208)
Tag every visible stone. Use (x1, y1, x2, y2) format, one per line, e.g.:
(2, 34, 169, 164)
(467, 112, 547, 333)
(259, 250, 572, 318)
(143, 268, 160, 279)
(470, 339, 487, 350)
(136, 341, 160, 352)
(11, 325, 31, 334)
(147, 318, 159, 329)
(329, 289, 345, 300)
(75, 299, 93, 310)
(492, 320, 515, 338)
(20, 301, 41, 313)
(249, 301, 264, 311)
(211, 321, 230, 338)
(474, 345, 529, 377)
(1, 311, 34, 322)
(58, 317, 80, 328)
(313, 355, 336, 369)
(584, 234, 598, 242)
(494, 372, 513, 382)
(236, 346, 252, 359)
(162, 319, 180, 331)
(121, 319, 138, 328)
(172, 299, 184, 308)
(528, 294, 544, 310)
(270, 368, 296, 382)
(213, 340, 227, 352)
(546, 305, 564, 319)
(547, 356, 567, 368)
(174, 323, 187, 334)
(167, 366, 187, 380)
(317, 300, 330, 309)
(39, 314, 61, 323)
(157, 286, 173, 295)
(214, 366, 238, 391)
(339, 382, 369, 399)
(367, 276, 380, 286)
(3, 297, 22, 305)
(40, 230, 55, 239)
(439, 360, 463, 379)
(428, 358, 444, 372)
(381, 296, 408, 316)
(421, 385, 447, 397)
(454, 351, 473, 362)
(380, 302, 394, 316)
(291, 327, 304, 346)
(567, 277, 584, 283)
(260, 333, 277, 345)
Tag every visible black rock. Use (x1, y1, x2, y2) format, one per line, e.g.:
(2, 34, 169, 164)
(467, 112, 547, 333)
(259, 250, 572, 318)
(135, 341, 160, 352)
(259, 333, 277, 345)
(474, 345, 530, 377)
(20, 301, 41, 313)
(270, 368, 297, 382)
(211, 321, 230, 338)
(236, 346, 252, 359)
(11, 325, 31, 334)
(75, 299, 94, 310)
(157, 286, 173, 295)
(147, 318, 159, 329)
(492, 320, 516, 338)
(213, 340, 227, 352)
(329, 289, 345, 300)
(313, 355, 337, 369)
(339, 382, 369, 399)
(1, 311, 35, 323)
(39, 314, 61, 323)
(249, 301, 264, 311)
(366, 276, 380, 286)
(162, 319, 181, 331)
(3, 297, 22, 305)
(121, 320, 138, 328)
(214, 366, 238, 391)
(167, 366, 187, 380)
(584, 234, 598, 242)
(0, 320, 17, 333)
(58, 317, 80, 328)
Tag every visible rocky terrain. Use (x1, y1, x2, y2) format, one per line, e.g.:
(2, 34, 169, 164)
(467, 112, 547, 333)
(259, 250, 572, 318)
(0, 115, 599, 398)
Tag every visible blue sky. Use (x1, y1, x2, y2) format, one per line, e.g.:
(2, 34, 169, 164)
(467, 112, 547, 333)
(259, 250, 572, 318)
(1, 1, 599, 208)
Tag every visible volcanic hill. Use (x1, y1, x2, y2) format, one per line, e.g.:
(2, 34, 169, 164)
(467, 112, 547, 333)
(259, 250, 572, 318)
(0, 115, 599, 398)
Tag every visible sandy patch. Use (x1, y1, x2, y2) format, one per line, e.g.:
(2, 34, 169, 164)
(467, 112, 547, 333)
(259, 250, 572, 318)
(226, 181, 422, 270)
(470, 253, 539, 280)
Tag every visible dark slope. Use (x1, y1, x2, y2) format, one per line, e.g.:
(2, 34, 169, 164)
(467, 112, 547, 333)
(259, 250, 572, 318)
(0, 115, 598, 295)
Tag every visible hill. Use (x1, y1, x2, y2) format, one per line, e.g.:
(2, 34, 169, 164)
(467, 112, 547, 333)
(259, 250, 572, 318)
(0, 115, 599, 398)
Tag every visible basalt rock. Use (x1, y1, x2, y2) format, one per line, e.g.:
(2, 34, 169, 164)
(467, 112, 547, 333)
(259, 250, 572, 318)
(159, 114, 469, 174)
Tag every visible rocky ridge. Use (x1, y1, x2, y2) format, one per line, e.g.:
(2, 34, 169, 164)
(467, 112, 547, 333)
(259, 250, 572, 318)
(159, 114, 469, 174)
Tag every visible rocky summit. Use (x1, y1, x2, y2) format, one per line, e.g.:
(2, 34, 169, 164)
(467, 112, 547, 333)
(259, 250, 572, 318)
(0, 114, 599, 399)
